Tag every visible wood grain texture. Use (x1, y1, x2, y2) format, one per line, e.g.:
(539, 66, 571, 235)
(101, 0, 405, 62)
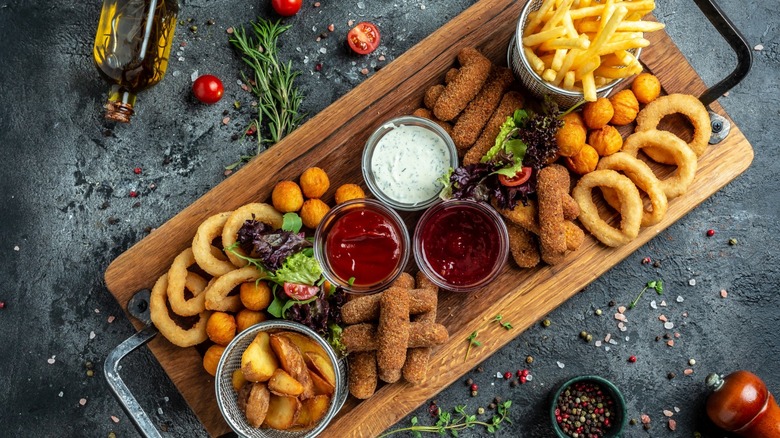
(103, 0, 753, 436)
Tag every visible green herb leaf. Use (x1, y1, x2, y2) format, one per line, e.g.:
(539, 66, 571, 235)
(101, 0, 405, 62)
(267, 284, 285, 318)
(348, 277, 356, 287)
(282, 212, 303, 233)
(280, 296, 317, 318)
(411, 417, 418, 426)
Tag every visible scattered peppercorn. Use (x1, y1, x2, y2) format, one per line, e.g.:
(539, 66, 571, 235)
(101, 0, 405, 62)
(190, 25, 198, 32)
(488, 402, 497, 410)
(729, 238, 738, 245)
(628, 355, 637, 363)
(427, 402, 439, 417)
(477, 407, 485, 415)
(494, 397, 502, 404)
(0, 301, 5, 309)
(519, 375, 527, 384)
(579, 331, 588, 339)
(630, 418, 638, 426)
(86, 370, 94, 377)
(526, 355, 534, 364)
(504, 372, 512, 380)
(667, 372, 676, 380)
(470, 383, 478, 392)
(206, 19, 215, 26)
(586, 334, 593, 342)
(653, 260, 662, 268)
(86, 361, 94, 370)
(689, 359, 696, 366)
(706, 229, 715, 237)
(129, 190, 138, 198)
(510, 380, 518, 388)
(477, 366, 484, 373)
(315, 63, 323, 72)
(471, 390, 478, 397)
(642, 257, 651, 264)
(542, 319, 551, 327)
(133, 167, 142, 174)
(108, 433, 117, 438)
(466, 378, 473, 386)
(595, 308, 603, 316)
(643, 423, 651, 430)
(608, 300, 616, 307)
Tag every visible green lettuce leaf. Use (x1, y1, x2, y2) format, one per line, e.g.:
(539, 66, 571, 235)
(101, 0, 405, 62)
(271, 252, 322, 286)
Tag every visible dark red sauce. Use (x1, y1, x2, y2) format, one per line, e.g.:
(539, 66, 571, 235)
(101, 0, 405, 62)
(419, 204, 502, 286)
(325, 209, 402, 287)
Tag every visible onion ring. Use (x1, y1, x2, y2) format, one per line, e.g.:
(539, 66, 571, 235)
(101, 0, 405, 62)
(204, 266, 266, 312)
(221, 203, 283, 268)
(149, 273, 210, 347)
(167, 248, 208, 316)
(192, 211, 236, 277)
(635, 94, 711, 164)
(572, 170, 643, 247)
(621, 130, 697, 199)
(597, 152, 669, 227)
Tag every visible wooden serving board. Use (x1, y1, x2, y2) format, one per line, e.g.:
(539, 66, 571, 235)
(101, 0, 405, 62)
(104, 0, 754, 435)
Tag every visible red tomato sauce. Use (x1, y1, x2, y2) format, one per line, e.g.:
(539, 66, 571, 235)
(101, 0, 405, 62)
(325, 209, 402, 287)
(418, 204, 502, 286)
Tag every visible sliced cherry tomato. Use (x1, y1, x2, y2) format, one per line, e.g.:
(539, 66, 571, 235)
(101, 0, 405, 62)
(283, 282, 319, 300)
(498, 166, 533, 187)
(347, 22, 380, 55)
(271, 0, 302, 17)
(192, 74, 224, 104)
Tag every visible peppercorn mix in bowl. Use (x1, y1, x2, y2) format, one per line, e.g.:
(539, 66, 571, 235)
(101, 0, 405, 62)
(550, 375, 627, 438)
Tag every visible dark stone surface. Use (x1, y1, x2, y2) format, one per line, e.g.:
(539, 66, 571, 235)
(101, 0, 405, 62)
(0, 0, 777, 437)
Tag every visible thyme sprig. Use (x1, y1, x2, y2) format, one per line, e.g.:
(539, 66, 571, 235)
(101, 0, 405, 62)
(378, 401, 513, 437)
(228, 18, 304, 167)
(464, 314, 513, 361)
(629, 279, 664, 309)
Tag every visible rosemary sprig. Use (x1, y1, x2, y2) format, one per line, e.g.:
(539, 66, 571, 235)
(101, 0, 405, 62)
(228, 18, 304, 166)
(378, 401, 513, 437)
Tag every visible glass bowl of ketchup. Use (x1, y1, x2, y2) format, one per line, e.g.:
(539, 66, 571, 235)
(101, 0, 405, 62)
(314, 198, 410, 294)
(414, 199, 509, 293)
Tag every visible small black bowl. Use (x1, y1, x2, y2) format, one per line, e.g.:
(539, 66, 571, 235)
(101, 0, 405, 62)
(550, 375, 627, 438)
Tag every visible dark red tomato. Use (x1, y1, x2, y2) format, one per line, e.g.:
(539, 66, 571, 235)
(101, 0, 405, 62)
(271, 0, 302, 17)
(498, 166, 533, 187)
(347, 22, 380, 55)
(283, 282, 319, 300)
(192, 74, 224, 104)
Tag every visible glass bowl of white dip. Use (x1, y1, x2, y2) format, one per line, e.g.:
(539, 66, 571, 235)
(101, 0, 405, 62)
(362, 116, 458, 211)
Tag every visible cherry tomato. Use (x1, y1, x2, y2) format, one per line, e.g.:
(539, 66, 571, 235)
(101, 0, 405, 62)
(283, 282, 319, 300)
(347, 22, 381, 55)
(192, 74, 224, 104)
(498, 166, 533, 187)
(271, 0, 302, 17)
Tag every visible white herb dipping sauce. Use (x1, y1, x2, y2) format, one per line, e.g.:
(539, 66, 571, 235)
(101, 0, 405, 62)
(369, 123, 452, 206)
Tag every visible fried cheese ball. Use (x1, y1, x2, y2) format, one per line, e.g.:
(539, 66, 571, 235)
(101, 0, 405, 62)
(609, 89, 640, 126)
(206, 312, 237, 346)
(203, 344, 226, 376)
(335, 183, 366, 204)
(565, 144, 599, 175)
(236, 309, 267, 332)
(555, 112, 587, 157)
(631, 73, 661, 104)
(300, 167, 330, 199)
(239, 281, 272, 311)
(300, 198, 331, 229)
(272, 180, 304, 212)
(589, 125, 623, 156)
(582, 97, 614, 130)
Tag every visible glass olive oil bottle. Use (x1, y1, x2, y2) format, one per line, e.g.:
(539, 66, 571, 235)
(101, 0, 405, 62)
(93, 0, 178, 123)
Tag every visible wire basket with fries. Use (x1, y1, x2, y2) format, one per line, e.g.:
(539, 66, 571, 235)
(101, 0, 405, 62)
(509, 0, 665, 109)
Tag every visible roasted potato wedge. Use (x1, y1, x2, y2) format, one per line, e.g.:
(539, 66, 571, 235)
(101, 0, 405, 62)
(237, 381, 253, 413)
(242, 331, 279, 382)
(304, 352, 336, 387)
(309, 369, 335, 396)
(232, 369, 248, 392)
(270, 334, 314, 399)
(268, 368, 305, 397)
(295, 394, 331, 428)
(262, 394, 301, 430)
(245, 383, 271, 428)
(281, 331, 329, 358)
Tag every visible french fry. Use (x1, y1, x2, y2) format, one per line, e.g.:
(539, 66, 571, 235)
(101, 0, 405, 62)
(574, 55, 600, 80)
(523, 27, 568, 47)
(523, 47, 546, 74)
(581, 71, 597, 102)
(567, 1, 655, 20)
(542, 68, 558, 83)
(551, 49, 568, 71)
(525, 0, 558, 36)
(541, 0, 576, 32)
(563, 71, 576, 90)
(539, 37, 589, 52)
(596, 38, 650, 56)
(579, 20, 665, 33)
(599, 0, 615, 33)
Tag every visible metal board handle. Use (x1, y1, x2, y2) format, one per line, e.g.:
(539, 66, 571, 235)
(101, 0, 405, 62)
(692, 0, 753, 107)
(104, 325, 164, 438)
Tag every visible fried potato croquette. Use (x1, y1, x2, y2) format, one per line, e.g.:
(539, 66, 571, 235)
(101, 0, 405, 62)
(377, 287, 410, 383)
(203, 344, 226, 376)
(150, 273, 210, 347)
(507, 222, 540, 268)
(272, 181, 304, 213)
(236, 309, 267, 332)
(348, 352, 378, 399)
(444, 67, 459, 84)
(621, 130, 698, 199)
(573, 169, 643, 247)
(556, 112, 587, 157)
(634, 93, 712, 164)
(589, 125, 623, 156)
(300, 198, 331, 229)
(207, 312, 237, 346)
(433, 47, 492, 122)
(565, 143, 599, 175)
(582, 97, 614, 130)
(463, 91, 524, 166)
(493, 200, 583, 252)
(631, 72, 661, 104)
(609, 89, 640, 126)
(450, 67, 514, 153)
(597, 152, 669, 227)
(424, 84, 445, 110)
(334, 183, 366, 204)
(299, 167, 330, 199)
(240, 281, 272, 311)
